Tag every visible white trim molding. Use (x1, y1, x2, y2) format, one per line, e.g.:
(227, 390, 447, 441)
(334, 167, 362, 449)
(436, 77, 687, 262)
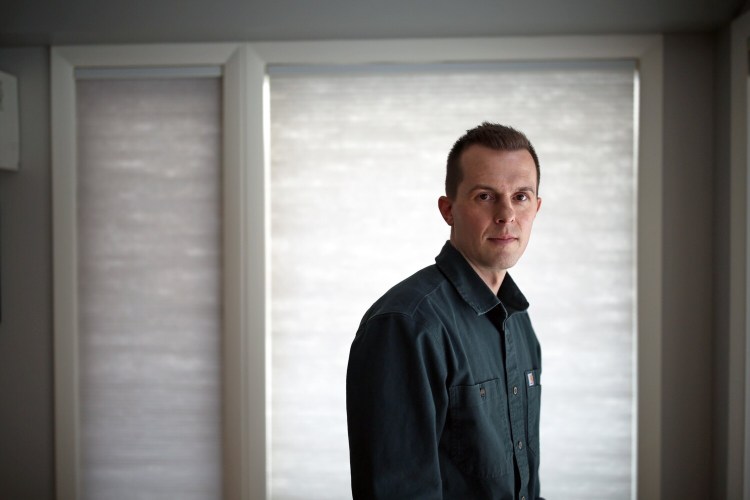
(634, 38, 664, 500)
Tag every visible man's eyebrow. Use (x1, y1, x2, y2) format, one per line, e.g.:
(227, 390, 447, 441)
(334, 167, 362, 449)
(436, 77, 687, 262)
(517, 186, 537, 195)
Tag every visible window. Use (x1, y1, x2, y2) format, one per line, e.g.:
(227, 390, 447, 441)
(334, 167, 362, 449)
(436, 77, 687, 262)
(76, 75, 224, 499)
(269, 61, 636, 499)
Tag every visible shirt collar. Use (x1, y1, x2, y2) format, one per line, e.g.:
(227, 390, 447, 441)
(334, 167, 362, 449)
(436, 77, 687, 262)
(435, 241, 530, 316)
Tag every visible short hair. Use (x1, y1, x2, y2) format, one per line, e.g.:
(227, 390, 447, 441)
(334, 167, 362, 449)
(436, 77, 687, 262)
(445, 122, 540, 198)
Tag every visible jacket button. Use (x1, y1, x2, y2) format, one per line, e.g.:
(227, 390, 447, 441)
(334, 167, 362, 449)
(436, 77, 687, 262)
(513, 386, 518, 395)
(517, 441, 523, 450)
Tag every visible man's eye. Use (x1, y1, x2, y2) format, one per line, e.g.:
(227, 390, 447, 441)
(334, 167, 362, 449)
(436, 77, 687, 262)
(477, 193, 492, 201)
(515, 193, 529, 201)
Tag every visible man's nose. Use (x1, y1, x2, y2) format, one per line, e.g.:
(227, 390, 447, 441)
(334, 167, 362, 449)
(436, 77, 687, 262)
(494, 198, 515, 223)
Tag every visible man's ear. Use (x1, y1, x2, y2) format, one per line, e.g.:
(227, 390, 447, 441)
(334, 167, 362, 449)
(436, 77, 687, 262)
(438, 196, 454, 226)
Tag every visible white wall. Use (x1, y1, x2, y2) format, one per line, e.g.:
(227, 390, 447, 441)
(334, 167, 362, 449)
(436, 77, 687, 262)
(0, 47, 55, 499)
(660, 34, 715, 500)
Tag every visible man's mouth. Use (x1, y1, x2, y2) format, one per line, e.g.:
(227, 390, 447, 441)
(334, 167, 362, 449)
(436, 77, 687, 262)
(488, 235, 517, 243)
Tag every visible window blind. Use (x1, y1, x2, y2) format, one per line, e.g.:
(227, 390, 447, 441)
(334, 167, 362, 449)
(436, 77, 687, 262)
(269, 62, 635, 499)
(76, 77, 223, 499)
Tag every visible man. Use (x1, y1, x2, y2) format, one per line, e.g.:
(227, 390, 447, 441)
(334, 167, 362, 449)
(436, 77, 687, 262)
(346, 122, 544, 500)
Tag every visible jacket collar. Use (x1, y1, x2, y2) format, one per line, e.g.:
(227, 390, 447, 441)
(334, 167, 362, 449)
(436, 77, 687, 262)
(435, 241, 529, 316)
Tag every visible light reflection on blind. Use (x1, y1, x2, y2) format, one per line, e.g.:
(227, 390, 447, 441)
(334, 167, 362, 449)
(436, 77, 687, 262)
(270, 64, 635, 499)
(76, 78, 223, 500)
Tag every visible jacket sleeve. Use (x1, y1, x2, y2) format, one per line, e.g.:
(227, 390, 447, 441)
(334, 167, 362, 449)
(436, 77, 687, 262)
(346, 312, 448, 499)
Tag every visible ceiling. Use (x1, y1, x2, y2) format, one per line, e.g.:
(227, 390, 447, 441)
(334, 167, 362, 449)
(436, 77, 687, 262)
(1, 0, 747, 46)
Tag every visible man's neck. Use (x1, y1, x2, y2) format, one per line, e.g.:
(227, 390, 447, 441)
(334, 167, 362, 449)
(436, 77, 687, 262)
(470, 264, 506, 295)
(450, 244, 506, 294)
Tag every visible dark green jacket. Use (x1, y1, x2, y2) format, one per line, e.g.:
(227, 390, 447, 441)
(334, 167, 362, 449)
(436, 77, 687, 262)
(347, 241, 543, 500)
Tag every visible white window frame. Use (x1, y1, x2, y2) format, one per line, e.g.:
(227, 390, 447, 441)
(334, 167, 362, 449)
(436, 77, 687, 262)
(52, 36, 664, 500)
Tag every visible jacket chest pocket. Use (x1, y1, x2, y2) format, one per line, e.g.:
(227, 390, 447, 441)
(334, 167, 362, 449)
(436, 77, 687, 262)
(446, 378, 513, 478)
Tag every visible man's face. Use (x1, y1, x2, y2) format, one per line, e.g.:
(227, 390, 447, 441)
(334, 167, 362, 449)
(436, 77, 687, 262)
(438, 144, 541, 288)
